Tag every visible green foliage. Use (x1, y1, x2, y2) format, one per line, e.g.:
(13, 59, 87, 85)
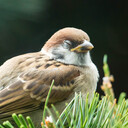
(0, 114, 35, 128)
(103, 54, 110, 77)
(102, 54, 115, 102)
(56, 92, 128, 128)
(0, 92, 128, 128)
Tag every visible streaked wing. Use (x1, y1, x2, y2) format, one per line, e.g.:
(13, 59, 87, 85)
(0, 57, 80, 119)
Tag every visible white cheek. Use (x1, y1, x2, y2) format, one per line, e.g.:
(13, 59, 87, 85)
(63, 51, 78, 64)
(51, 45, 78, 64)
(41, 46, 91, 66)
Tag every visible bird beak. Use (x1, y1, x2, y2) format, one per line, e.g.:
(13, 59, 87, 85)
(71, 40, 94, 53)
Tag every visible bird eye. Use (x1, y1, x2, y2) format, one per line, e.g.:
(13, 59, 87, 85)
(63, 40, 72, 49)
(64, 40, 72, 45)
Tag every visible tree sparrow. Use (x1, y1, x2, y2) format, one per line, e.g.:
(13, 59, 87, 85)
(0, 27, 99, 126)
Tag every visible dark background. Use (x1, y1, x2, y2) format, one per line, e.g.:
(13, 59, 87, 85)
(0, 0, 128, 98)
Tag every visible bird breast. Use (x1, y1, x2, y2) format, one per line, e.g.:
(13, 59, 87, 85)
(73, 62, 99, 102)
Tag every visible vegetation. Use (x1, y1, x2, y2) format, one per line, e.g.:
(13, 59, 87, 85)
(0, 55, 128, 128)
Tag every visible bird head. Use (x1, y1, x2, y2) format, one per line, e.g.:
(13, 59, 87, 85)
(41, 27, 94, 66)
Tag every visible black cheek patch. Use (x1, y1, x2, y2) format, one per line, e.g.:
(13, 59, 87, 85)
(52, 49, 64, 60)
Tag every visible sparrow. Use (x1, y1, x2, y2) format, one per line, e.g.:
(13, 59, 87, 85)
(0, 27, 99, 125)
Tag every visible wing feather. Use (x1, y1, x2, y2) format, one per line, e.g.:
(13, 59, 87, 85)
(0, 53, 80, 119)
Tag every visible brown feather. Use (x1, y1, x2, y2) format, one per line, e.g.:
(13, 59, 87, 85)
(0, 27, 99, 125)
(43, 27, 90, 51)
(0, 53, 80, 119)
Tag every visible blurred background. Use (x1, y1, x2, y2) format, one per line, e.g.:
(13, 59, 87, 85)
(0, 0, 127, 98)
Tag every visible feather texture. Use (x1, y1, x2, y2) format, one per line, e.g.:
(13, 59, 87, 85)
(0, 27, 99, 125)
(0, 52, 80, 119)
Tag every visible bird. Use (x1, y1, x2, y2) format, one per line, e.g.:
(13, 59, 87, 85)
(0, 27, 99, 126)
